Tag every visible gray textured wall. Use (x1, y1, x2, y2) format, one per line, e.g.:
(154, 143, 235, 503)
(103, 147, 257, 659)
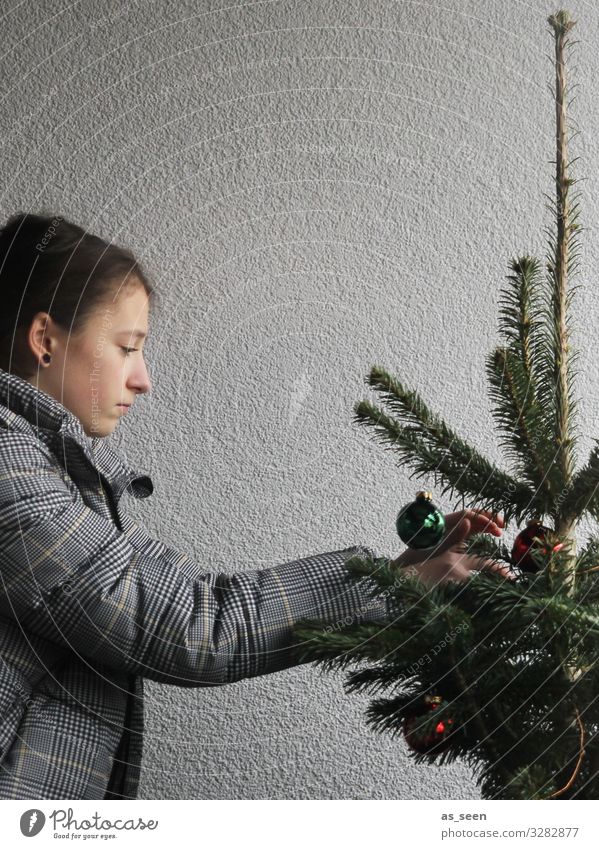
(3, 0, 599, 800)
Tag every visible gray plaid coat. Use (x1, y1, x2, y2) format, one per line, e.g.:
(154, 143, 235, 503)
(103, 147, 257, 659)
(0, 368, 392, 800)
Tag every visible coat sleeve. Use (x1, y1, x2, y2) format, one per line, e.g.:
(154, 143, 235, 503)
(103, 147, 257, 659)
(0, 431, 394, 687)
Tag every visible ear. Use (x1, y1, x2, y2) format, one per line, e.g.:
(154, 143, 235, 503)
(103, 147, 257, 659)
(27, 311, 56, 362)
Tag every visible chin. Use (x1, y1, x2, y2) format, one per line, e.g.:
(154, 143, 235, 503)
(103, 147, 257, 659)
(85, 421, 117, 438)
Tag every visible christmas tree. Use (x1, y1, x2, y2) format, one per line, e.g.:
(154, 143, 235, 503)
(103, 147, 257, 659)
(293, 10, 599, 800)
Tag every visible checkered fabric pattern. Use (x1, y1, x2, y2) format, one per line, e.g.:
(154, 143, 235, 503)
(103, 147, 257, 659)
(0, 368, 393, 799)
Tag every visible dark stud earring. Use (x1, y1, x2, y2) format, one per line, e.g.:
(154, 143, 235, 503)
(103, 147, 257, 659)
(42, 353, 51, 364)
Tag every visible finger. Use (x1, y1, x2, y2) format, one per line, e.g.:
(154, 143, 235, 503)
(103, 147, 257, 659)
(470, 557, 499, 571)
(438, 566, 471, 586)
(476, 559, 517, 580)
(492, 564, 518, 581)
(468, 511, 504, 537)
(471, 509, 505, 529)
(458, 510, 504, 537)
(443, 509, 505, 537)
(430, 516, 472, 556)
(440, 511, 464, 533)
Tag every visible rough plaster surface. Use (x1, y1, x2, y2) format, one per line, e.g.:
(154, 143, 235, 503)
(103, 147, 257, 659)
(3, 0, 599, 799)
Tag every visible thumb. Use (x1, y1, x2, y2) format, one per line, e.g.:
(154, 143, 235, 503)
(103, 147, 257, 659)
(431, 516, 472, 556)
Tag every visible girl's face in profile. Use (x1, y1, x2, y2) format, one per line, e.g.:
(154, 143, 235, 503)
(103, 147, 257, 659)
(35, 280, 152, 437)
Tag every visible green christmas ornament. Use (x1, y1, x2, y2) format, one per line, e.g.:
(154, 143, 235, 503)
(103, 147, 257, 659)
(396, 491, 445, 549)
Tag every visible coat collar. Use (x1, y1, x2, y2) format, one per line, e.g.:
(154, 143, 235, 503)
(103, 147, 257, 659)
(0, 368, 153, 501)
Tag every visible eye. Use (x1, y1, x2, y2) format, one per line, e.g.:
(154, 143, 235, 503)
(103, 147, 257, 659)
(121, 346, 139, 356)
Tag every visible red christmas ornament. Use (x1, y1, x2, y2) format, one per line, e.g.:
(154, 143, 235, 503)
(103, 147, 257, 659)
(403, 694, 455, 754)
(511, 521, 565, 574)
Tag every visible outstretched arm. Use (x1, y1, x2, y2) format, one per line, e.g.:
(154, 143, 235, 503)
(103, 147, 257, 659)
(0, 431, 391, 686)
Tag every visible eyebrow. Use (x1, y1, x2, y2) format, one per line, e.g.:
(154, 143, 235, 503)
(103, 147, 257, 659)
(117, 330, 147, 339)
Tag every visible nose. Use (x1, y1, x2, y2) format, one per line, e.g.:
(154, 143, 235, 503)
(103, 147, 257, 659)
(127, 355, 152, 395)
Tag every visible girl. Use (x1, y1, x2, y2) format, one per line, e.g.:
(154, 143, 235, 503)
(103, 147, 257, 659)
(0, 212, 507, 800)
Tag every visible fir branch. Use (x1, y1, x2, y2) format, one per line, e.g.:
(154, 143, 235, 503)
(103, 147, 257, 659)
(355, 367, 535, 523)
(498, 256, 543, 375)
(464, 572, 544, 622)
(293, 621, 413, 671)
(575, 536, 599, 573)
(485, 764, 558, 800)
(466, 533, 512, 564)
(561, 442, 599, 525)
(492, 254, 567, 512)
(342, 552, 405, 595)
(486, 346, 555, 512)
(362, 694, 418, 739)
(344, 664, 413, 695)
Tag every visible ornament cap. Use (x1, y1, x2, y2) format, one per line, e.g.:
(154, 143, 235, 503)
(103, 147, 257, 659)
(416, 491, 433, 502)
(403, 693, 455, 754)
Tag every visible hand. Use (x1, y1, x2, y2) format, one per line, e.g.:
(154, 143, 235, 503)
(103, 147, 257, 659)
(390, 509, 515, 588)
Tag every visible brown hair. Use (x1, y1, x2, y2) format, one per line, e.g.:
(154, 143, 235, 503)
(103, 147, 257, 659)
(0, 211, 155, 378)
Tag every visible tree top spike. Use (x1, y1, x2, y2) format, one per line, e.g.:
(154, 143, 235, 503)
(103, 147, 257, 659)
(548, 10, 577, 34)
